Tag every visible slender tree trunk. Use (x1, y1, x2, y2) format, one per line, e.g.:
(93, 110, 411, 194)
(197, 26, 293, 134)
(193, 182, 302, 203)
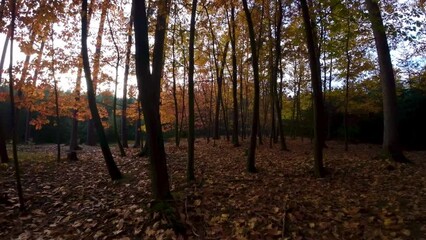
(214, 42, 229, 139)
(301, 0, 325, 177)
(187, 0, 197, 182)
(273, 0, 287, 150)
(229, 3, 240, 147)
(107, 14, 126, 157)
(133, 0, 172, 200)
(365, 0, 409, 162)
(0, 1, 8, 161)
(8, 0, 25, 211)
(51, 30, 61, 162)
(239, 56, 245, 141)
(0, 27, 10, 85)
(69, 0, 95, 159)
(171, 12, 180, 147)
(344, 16, 351, 152)
(67, 65, 82, 161)
(220, 94, 230, 141)
(0, 117, 9, 163)
(82, 0, 122, 180)
(121, 7, 134, 149)
(87, 0, 110, 146)
(242, 0, 260, 173)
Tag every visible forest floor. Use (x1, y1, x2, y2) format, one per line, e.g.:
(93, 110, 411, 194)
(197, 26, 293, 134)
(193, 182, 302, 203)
(0, 138, 425, 240)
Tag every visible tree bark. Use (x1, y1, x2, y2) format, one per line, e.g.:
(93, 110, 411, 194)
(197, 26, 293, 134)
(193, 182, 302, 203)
(8, 0, 25, 211)
(171, 8, 179, 147)
(82, 0, 122, 180)
(365, 0, 409, 162)
(0, 117, 9, 163)
(344, 15, 351, 152)
(229, 3, 240, 147)
(242, 0, 260, 173)
(121, 6, 134, 149)
(273, 0, 287, 150)
(187, 0, 198, 182)
(107, 13, 126, 157)
(301, 0, 325, 177)
(51, 30, 61, 162)
(86, 0, 110, 146)
(133, 0, 172, 200)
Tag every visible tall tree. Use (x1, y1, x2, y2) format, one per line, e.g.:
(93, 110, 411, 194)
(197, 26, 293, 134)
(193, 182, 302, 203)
(187, 0, 198, 182)
(108, 13, 126, 157)
(365, 0, 409, 162)
(242, 0, 260, 173)
(121, 6, 134, 149)
(171, 7, 180, 147)
(273, 0, 288, 151)
(86, 0, 110, 146)
(51, 28, 61, 162)
(229, 2, 240, 147)
(8, 0, 25, 211)
(300, 0, 325, 177)
(133, 0, 172, 200)
(81, 0, 122, 180)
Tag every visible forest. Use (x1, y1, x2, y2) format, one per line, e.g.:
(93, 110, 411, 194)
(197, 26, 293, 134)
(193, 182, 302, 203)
(0, 0, 425, 239)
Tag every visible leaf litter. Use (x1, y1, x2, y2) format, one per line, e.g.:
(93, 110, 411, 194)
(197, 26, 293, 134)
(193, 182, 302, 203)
(0, 139, 425, 239)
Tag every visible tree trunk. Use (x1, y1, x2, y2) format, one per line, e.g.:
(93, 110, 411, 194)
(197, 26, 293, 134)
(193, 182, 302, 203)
(133, 0, 172, 200)
(121, 7, 134, 149)
(301, 0, 325, 177)
(8, 0, 25, 211)
(242, 0, 260, 173)
(365, 0, 409, 162)
(171, 10, 180, 147)
(187, 0, 197, 182)
(108, 14, 126, 157)
(344, 16, 351, 152)
(273, 0, 287, 150)
(82, 0, 122, 180)
(51, 30, 61, 162)
(229, 3, 240, 147)
(0, 117, 9, 163)
(0, 27, 10, 85)
(87, 0, 110, 146)
(67, 65, 82, 161)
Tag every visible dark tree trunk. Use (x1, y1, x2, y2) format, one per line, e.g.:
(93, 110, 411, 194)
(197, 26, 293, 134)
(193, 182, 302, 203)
(86, 0, 110, 146)
(365, 0, 409, 163)
(0, 117, 9, 163)
(273, 0, 287, 150)
(242, 0, 260, 173)
(171, 10, 180, 147)
(133, 0, 172, 200)
(187, 0, 197, 182)
(108, 13, 126, 157)
(121, 7, 134, 149)
(214, 43, 229, 140)
(301, 0, 325, 177)
(229, 3, 240, 147)
(82, 0, 122, 180)
(51, 30, 61, 162)
(8, 0, 25, 211)
(68, 65, 82, 161)
(344, 16, 351, 152)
